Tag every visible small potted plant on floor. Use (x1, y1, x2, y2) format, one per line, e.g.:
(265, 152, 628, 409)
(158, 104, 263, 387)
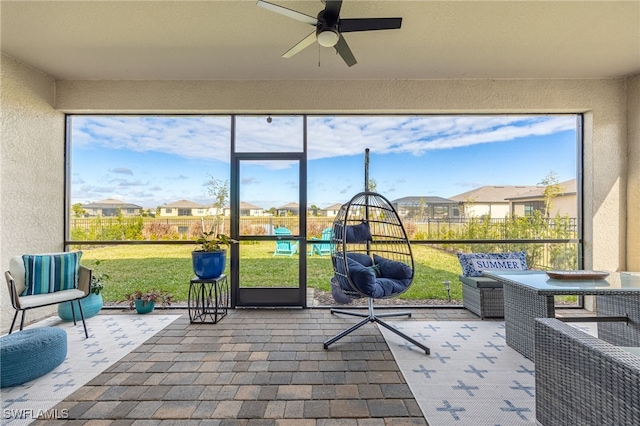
(58, 260, 108, 321)
(127, 289, 173, 314)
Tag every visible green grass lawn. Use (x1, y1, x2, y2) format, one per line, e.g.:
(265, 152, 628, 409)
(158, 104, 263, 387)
(79, 242, 466, 304)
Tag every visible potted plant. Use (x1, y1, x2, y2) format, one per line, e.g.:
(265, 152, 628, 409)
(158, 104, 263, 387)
(191, 177, 236, 279)
(127, 289, 173, 314)
(58, 260, 108, 321)
(192, 232, 235, 279)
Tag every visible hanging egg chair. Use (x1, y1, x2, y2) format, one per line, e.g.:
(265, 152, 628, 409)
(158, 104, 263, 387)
(323, 150, 430, 355)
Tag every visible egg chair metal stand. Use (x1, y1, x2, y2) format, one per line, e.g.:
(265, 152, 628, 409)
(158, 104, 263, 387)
(323, 150, 430, 354)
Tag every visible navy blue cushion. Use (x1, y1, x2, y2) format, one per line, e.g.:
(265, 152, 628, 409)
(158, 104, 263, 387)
(347, 257, 378, 296)
(366, 264, 382, 278)
(346, 252, 373, 267)
(373, 255, 413, 281)
(330, 277, 353, 304)
(345, 222, 372, 243)
(376, 277, 411, 296)
(340, 253, 413, 298)
(333, 253, 371, 297)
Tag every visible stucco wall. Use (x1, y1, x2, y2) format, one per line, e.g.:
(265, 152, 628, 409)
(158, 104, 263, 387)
(0, 55, 65, 332)
(510, 195, 577, 218)
(465, 203, 509, 219)
(627, 74, 640, 272)
(552, 195, 578, 219)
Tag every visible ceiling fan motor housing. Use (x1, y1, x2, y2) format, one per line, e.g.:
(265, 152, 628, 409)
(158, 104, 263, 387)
(316, 10, 340, 47)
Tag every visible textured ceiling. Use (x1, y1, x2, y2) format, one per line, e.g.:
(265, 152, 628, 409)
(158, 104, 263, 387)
(1, 0, 639, 81)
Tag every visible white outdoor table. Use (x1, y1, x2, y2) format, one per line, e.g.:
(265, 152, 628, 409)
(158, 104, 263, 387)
(482, 270, 640, 361)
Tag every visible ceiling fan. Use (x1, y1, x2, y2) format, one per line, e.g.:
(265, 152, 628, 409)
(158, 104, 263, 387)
(256, 0, 402, 67)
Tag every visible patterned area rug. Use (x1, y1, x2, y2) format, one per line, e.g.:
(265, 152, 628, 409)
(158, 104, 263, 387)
(379, 320, 596, 426)
(1, 313, 180, 425)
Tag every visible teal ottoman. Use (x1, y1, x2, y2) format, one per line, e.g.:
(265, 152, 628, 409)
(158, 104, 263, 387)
(0, 327, 67, 388)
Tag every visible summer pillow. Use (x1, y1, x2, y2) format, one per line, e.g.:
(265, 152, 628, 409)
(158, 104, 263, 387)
(457, 251, 527, 277)
(21, 251, 82, 296)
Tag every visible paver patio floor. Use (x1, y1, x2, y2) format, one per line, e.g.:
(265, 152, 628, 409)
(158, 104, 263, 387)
(31, 307, 587, 425)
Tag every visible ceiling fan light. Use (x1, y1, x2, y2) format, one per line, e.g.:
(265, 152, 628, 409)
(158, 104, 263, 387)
(317, 30, 339, 47)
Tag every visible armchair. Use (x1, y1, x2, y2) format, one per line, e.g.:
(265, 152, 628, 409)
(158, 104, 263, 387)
(535, 318, 640, 425)
(5, 252, 91, 338)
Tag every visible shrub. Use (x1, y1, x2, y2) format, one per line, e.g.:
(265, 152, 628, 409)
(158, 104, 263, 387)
(142, 222, 179, 240)
(239, 223, 268, 236)
(403, 221, 417, 239)
(307, 222, 326, 238)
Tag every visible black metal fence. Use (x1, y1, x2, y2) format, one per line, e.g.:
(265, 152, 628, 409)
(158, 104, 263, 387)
(70, 216, 577, 240)
(69, 215, 579, 271)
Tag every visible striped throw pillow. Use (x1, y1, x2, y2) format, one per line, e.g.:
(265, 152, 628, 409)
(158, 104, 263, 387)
(21, 252, 82, 296)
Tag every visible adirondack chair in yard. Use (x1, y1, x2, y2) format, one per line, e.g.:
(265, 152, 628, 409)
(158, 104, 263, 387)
(311, 227, 334, 256)
(273, 227, 298, 256)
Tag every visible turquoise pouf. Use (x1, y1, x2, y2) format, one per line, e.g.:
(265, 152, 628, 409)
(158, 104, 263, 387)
(58, 293, 103, 321)
(0, 327, 67, 388)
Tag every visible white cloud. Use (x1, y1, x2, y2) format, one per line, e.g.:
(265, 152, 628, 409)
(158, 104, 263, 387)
(306, 115, 576, 159)
(72, 116, 231, 162)
(72, 114, 575, 164)
(70, 114, 577, 206)
(111, 167, 134, 175)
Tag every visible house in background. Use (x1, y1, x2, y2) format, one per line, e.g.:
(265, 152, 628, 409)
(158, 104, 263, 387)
(277, 202, 299, 216)
(224, 202, 264, 217)
(450, 180, 578, 219)
(322, 203, 344, 217)
(82, 198, 142, 217)
(507, 179, 577, 218)
(449, 186, 541, 219)
(158, 199, 208, 217)
(391, 196, 461, 220)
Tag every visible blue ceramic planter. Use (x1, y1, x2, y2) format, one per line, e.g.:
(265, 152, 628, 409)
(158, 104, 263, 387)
(58, 293, 103, 322)
(134, 299, 155, 314)
(192, 250, 226, 279)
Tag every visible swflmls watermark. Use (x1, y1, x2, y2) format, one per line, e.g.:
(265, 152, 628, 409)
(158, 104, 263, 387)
(3, 408, 69, 420)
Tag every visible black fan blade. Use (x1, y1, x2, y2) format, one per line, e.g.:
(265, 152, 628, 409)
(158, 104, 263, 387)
(282, 31, 317, 58)
(334, 35, 357, 67)
(256, 0, 317, 25)
(339, 17, 402, 33)
(324, 1, 343, 18)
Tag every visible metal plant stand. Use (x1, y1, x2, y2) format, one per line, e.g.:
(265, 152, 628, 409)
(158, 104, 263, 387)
(188, 274, 229, 324)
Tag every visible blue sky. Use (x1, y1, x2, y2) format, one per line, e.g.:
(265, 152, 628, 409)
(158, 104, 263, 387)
(70, 115, 577, 209)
